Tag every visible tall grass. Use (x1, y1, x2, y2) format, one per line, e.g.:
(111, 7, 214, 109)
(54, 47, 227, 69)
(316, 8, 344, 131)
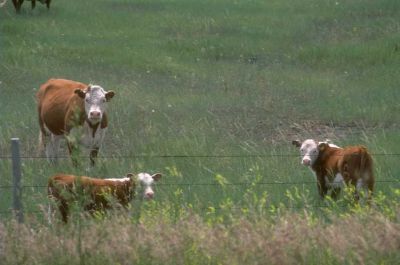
(1, 194, 399, 265)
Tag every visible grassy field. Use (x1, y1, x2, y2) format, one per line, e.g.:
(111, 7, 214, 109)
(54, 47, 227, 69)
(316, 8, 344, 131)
(1, 0, 400, 263)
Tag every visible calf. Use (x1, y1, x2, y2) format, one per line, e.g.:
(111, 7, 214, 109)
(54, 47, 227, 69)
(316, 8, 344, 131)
(48, 172, 162, 223)
(292, 139, 374, 201)
(37, 78, 115, 166)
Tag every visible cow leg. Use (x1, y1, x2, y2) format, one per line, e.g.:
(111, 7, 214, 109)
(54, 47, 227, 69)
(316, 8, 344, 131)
(46, 134, 62, 164)
(317, 177, 328, 199)
(31, 0, 35, 9)
(66, 139, 79, 167)
(349, 179, 360, 203)
(330, 187, 341, 200)
(38, 130, 47, 157)
(89, 147, 99, 166)
(59, 200, 69, 223)
(46, 0, 50, 9)
(47, 202, 55, 225)
(12, 0, 21, 13)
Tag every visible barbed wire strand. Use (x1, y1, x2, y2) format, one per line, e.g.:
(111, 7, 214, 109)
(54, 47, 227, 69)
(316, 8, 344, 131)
(1, 153, 400, 159)
(0, 179, 398, 190)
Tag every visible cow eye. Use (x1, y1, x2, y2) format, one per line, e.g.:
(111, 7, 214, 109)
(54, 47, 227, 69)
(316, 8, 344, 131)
(102, 98, 106, 103)
(85, 98, 90, 103)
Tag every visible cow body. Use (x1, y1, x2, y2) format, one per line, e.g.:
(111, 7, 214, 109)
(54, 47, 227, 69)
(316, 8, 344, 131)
(292, 139, 374, 201)
(37, 78, 115, 166)
(48, 172, 162, 223)
(12, 0, 51, 13)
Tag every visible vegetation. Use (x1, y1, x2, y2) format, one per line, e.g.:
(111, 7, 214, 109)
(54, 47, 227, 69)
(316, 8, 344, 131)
(0, 0, 400, 264)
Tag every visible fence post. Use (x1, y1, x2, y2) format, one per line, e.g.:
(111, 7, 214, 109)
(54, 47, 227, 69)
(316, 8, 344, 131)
(11, 138, 23, 223)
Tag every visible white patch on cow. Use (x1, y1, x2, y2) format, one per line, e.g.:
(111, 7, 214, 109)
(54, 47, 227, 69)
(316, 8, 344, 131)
(80, 123, 107, 148)
(299, 139, 319, 167)
(68, 123, 107, 153)
(356, 178, 364, 191)
(84, 85, 108, 124)
(318, 140, 340, 149)
(138, 173, 156, 199)
(104, 177, 130, 182)
(325, 173, 344, 188)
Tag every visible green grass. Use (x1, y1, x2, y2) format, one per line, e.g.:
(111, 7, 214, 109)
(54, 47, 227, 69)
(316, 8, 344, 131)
(1, 0, 400, 263)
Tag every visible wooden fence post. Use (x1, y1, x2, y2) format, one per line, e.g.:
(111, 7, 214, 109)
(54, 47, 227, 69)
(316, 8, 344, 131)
(11, 138, 23, 223)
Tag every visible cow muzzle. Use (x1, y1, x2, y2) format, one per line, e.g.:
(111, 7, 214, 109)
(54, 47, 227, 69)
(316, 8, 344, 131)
(88, 111, 102, 122)
(144, 191, 154, 200)
(302, 158, 311, 166)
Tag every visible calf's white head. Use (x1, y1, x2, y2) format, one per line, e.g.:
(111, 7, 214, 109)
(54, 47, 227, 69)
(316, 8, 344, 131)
(136, 172, 162, 200)
(292, 139, 339, 167)
(292, 139, 320, 166)
(75, 85, 115, 124)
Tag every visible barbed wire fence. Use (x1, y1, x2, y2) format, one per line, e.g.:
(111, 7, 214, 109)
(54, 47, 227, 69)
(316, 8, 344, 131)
(1, 138, 400, 222)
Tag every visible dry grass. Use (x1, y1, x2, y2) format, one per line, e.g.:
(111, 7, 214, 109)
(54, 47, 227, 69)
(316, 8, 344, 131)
(0, 206, 399, 265)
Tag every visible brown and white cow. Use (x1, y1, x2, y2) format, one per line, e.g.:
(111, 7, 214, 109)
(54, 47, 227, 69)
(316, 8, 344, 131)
(292, 139, 374, 201)
(37, 78, 115, 166)
(48, 172, 162, 223)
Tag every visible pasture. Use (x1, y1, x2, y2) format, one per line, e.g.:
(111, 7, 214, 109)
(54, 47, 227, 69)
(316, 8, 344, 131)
(0, 0, 400, 264)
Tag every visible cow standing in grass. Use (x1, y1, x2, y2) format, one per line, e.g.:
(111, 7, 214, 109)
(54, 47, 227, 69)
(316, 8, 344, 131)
(37, 78, 115, 166)
(292, 139, 374, 202)
(48, 172, 162, 223)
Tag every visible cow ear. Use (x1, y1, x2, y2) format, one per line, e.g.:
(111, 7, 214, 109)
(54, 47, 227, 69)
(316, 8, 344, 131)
(105, 91, 115, 102)
(74, 89, 86, 99)
(152, 173, 162, 182)
(318, 142, 328, 151)
(126, 173, 138, 185)
(126, 173, 136, 181)
(292, 140, 301, 148)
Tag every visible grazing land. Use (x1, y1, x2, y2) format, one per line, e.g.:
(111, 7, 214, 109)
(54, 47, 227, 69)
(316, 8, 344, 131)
(0, 0, 399, 264)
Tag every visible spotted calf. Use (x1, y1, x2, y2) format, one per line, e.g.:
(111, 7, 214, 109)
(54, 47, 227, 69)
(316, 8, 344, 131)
(292, 139, 374, 201)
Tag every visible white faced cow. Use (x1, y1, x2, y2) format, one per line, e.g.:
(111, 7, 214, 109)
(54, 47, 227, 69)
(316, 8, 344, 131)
(37, 78, 115, 166)
(48, 172, 162, 223)
(292, 139, 374, 202)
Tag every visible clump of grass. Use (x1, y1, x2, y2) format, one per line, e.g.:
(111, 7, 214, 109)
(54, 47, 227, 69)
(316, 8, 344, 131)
(1, 194, 399, 265)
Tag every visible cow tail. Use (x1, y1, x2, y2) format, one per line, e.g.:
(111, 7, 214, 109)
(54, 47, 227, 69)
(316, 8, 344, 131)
(47, 178, 55, 224)
(37, 103, 47, 157)
(359, 147, 371, 179)
(360, 146, 374, 198)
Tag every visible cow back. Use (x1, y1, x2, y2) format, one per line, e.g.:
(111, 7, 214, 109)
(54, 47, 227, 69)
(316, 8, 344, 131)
(37, 79, 87, 135)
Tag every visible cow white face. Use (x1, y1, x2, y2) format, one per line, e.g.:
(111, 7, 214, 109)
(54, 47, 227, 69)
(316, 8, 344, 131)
(292, 139, 320, 167)
(292, 139, 339, 167)
(75, 85, 115, 124)
(137, 172, 162, 200)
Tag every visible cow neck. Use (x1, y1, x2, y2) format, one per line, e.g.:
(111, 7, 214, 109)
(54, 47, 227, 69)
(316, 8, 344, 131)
(85, 114, 107, 137)
(311, 152, 325, 174)
(311, 148, 339, 173)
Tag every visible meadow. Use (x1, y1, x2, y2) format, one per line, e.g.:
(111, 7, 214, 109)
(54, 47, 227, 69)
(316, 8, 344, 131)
(0, 0, 400, 264)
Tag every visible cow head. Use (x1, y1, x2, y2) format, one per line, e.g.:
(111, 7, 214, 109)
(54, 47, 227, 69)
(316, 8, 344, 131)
(292, 139, 320, 167)
(134, 172, 162, 200)
(74, 85, 115, 124)
(292, 139, 339, 167)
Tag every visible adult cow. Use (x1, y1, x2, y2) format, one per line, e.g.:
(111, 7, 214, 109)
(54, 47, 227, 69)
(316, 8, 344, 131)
(292, 139, 374, 202)
(37, 78, 115, 166)
(48, 172, 162, 223)
(12, 0, 51, 13)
